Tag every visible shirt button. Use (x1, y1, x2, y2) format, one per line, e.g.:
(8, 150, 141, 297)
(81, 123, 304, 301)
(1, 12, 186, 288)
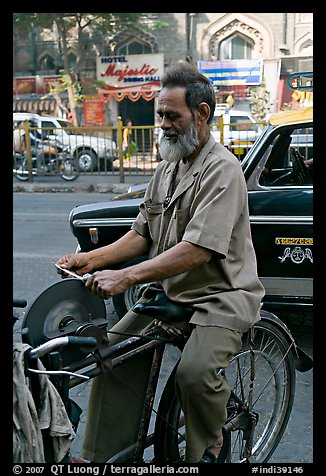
(147, 207, 152, 213)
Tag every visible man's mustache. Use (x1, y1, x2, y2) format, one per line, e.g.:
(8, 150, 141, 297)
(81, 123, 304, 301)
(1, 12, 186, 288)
(162, 131, 178, 139)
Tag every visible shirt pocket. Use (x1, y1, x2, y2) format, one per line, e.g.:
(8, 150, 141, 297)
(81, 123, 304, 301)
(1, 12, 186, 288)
(144, 201, 163, 240)
(174, 205, 191, 241)
(163, 205, 191, 250)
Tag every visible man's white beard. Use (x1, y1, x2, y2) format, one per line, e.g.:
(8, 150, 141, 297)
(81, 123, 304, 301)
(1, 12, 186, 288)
(159, 121, 200, 163)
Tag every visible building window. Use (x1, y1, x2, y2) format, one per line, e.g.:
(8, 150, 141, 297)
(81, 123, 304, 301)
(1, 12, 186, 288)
(118, 40, 151, 55)
(220, 33, 254, 60)
(299, 39, 313, 56)
(39, 54, 55, 71)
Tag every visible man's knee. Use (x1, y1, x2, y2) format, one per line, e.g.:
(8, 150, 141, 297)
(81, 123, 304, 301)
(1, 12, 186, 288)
(175, 357, 204, 390)
(175, 326, 242, 399)
(175, 358, 229, 399)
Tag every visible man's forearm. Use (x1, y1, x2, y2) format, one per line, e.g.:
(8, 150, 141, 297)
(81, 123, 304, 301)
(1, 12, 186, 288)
(125, 241, 213, 286)
(88, 230, 150, 270)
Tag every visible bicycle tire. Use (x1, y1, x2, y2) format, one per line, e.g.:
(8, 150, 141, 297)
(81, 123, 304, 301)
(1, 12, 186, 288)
(153, 319, 296, 464)
(14, 157, 30, 181)
(60, 158, 79, 181)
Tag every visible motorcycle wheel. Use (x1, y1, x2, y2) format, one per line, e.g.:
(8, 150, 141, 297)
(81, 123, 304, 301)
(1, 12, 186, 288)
(60, 158, 79, 181)
(14, 157, 30, 181)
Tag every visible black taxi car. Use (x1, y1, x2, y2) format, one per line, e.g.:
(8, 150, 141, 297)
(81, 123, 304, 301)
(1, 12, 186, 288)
(69, 72, 313, 319)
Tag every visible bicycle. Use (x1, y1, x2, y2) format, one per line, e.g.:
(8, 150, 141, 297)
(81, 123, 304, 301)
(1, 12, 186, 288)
(14, 278, 313, 464)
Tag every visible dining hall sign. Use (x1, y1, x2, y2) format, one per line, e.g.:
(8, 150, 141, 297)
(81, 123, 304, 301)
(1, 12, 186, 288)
(95, 53, 164, 102)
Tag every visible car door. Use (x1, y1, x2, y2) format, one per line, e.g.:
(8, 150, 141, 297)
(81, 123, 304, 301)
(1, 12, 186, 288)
(246, 122, 313, 308)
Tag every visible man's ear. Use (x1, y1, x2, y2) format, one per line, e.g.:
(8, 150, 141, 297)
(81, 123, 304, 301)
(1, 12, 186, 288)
(196, 102, 210, 124)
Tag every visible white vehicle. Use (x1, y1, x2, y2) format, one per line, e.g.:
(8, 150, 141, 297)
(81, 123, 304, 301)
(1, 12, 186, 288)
(210, 108, 263, 159)
(13, 112, 118, 172)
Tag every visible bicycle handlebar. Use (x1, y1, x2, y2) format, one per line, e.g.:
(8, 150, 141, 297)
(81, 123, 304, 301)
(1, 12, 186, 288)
(13, 299, 27, 308)
(29, 335, 98, 360)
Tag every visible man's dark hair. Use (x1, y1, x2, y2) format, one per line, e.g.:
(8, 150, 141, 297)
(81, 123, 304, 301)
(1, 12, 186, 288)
(161, 62, 216, 124)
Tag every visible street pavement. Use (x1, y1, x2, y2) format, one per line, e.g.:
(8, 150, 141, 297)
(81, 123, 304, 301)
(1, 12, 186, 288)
(13, 176, 314, 465)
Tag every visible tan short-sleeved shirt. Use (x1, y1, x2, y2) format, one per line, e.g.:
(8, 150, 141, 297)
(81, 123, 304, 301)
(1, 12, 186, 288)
(132, 135, 265, 332)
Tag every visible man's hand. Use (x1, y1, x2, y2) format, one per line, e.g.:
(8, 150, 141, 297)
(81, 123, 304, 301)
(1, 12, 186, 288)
(55, 253, 93, 278)
(84, 269, 135, 299)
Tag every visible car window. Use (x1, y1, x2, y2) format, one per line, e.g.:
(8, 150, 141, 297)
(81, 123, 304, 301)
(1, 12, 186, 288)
(211, 112, 257, 132)
(230, 115, 258, 132)
(55, 119, 77, 135)
(40, 119, 74, 138)
(258, 124, 313, 187)
(56, 119, 70, 128)
(290, 127, 313, 160)
(40, 121, 55, 137)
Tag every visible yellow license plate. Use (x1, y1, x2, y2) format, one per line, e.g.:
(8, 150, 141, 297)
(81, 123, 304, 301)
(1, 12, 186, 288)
(234, 147, 244, 155)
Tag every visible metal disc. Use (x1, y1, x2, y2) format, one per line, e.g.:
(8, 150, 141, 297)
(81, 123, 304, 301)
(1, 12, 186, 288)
(21, 279, 107, 364)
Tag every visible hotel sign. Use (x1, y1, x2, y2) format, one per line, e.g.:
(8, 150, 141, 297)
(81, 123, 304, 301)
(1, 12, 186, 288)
(96, 54, 164, 93)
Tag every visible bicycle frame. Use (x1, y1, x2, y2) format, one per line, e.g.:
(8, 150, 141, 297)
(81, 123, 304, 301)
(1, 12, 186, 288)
(16, 290, 312, 464)
(32, 323, 179, 463)
(27, 321, 259, 464)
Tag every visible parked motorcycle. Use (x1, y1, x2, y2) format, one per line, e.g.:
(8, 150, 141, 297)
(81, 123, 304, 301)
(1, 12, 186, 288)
(13, 142, 79, 182)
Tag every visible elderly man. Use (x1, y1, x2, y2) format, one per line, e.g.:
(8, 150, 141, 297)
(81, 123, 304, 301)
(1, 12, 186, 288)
(56, 62, 264, 464)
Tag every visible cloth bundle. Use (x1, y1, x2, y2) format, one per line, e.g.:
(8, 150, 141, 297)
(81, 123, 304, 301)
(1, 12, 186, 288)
(13, 342, 75, 463)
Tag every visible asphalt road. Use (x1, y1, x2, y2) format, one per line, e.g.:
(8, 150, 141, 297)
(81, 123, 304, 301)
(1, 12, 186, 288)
(13, 190, 313, 465)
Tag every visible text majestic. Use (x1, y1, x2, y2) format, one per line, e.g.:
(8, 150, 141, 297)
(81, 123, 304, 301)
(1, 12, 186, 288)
(101, 64, 159, 82)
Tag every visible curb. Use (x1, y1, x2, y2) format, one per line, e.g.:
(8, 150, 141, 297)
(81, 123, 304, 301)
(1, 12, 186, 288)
(13, 182, 131, 194)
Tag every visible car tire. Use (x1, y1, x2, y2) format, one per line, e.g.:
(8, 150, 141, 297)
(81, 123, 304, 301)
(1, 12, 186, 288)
(77, 149, 97, 172)
(112, 255, 149, 319)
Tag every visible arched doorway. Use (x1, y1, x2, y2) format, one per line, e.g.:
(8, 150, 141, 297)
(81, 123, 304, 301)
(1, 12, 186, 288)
(119, 97, 155, 152)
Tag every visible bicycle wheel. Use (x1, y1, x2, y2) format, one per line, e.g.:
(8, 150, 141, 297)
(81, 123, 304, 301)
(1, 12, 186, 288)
(224, 319, 296, 462)
(153, 319, 296, 464)
(14, 157, 30, 181)
(60, 158, 79, 181)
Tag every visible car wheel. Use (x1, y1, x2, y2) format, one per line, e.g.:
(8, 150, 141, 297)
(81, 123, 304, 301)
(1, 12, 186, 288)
(77, 149, 97, 172)
(112, 255, 149, 319)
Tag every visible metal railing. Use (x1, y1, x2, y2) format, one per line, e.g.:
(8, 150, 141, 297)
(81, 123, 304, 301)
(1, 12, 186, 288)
(13, 116, 266, 183)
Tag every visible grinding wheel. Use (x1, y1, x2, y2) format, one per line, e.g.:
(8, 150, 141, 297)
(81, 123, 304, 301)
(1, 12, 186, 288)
(21, 278, 107, 365)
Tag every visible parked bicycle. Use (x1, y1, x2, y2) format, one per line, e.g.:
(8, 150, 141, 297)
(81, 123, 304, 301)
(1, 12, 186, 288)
(14, 279, 313, 464)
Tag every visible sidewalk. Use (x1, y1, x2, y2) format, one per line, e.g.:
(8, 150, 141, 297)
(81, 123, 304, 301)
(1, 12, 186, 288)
(13, 173, 152, 194)
(13, 180, 131, 194)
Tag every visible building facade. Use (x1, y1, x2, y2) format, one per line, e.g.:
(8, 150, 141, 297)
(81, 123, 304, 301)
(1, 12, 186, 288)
(13, 13, 313, 126)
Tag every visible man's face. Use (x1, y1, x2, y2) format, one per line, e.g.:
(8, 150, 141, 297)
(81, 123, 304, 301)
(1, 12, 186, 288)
(156, 86, 200, 163)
